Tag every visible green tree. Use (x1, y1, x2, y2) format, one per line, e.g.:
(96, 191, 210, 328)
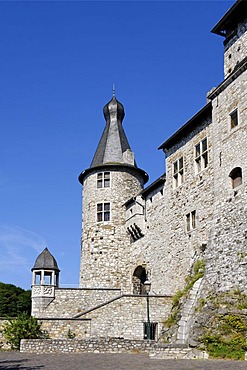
(2, 313, 47, 350)
(0, 282, 31, 317)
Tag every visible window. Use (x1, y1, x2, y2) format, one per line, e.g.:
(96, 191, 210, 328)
(230, 109, 238, 129)
(173, 156, 184, 188)
(97, 202, 110, 222)
(195, 138, 208, 173)
(97, 172, 110, 188)
(229, 167, 242, 189)
(186, 210, 196, 232)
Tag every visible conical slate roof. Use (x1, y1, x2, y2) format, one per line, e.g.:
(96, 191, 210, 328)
(78, 95, 149, 185)
(90, 96, 136, 168)
(32, 247, 60, 272)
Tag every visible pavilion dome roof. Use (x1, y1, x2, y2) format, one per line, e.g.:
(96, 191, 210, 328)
(32, 247, 60, 272)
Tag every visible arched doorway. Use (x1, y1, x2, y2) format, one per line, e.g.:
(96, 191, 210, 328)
(132, 266, 147, 294)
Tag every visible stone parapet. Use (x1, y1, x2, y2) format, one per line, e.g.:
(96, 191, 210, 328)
(20, 338, 154, 354)
(20, 337, 208, 359)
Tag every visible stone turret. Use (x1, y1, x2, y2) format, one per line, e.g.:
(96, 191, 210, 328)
(78, 95, 148, 291)
(31, 248, 60, 316)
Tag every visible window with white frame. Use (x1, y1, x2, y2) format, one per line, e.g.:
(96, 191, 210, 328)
(97, 202, 110, 222)
(186, 210, 196, 232)
(97, 172, 110, 188)
(173, 156, 184, 188)
(195, 138, 208, 174)
(230, 109, 238, 129)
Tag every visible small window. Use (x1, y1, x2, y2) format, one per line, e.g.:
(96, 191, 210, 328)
(97, 172, 110, 188)
(97, 202, 110, 222)
(173, 156, 184, 188)
(195, 138, 208, 173)
(186, 210, 196, 232)
(229, 167, 242, 189)
(230, 109, 238, 129)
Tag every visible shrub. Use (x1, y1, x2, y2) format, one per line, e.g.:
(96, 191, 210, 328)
(2, 313, 48, 350)
(201, 313, 247, 360)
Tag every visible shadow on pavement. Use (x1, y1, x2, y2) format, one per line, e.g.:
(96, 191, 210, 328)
(0, 358, 43, 369)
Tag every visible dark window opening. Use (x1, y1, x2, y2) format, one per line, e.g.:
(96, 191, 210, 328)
(186, 210, 196, 232)
(229, 167, 242, 189)
(230, 110, 238, 129)
(133, 266, 147, 294)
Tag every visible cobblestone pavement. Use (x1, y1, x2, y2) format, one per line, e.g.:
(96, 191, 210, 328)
(0, 352, 246, 370)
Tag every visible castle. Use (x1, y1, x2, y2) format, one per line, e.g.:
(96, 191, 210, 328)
(31, 0, 247, 345)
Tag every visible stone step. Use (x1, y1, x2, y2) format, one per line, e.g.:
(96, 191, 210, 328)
(149, 347, 209, 360)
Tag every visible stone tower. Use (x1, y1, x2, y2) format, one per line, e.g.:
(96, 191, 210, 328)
(78, 95, 148, 291)
(31, 247, 60, 316)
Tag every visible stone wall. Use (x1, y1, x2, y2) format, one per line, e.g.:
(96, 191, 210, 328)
(207, 47, 247, 293)
(224, 20, 247, 78)
(0, 318, 12, 350)
(36, 295, 172, 341)
(79, 295, 172, 340)
(32, 287, 121, 318)
(20, 337, 209, 359)
(20, 337, 210, 359)
(128, 114, 214, 297)
(20, 337, 155, 354)
(40, 318, 91, 339)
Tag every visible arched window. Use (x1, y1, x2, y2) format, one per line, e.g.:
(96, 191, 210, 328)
(132, 266, 147, 295)
(229, 167, 242, 189)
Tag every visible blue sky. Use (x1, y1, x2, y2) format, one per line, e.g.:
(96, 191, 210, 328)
(0, 0, 234, 290)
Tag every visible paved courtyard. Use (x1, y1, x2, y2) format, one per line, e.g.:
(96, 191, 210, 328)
(0, 352, 246, 370)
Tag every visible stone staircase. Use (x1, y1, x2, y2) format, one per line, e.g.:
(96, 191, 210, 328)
(176, 277, 203, 345)
(149, 344, 208, 360)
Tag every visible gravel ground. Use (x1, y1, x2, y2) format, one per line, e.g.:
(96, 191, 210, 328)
(0, 352, 246, 370)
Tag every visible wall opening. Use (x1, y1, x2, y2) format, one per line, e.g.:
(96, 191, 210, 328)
(229, 167, 242, 188)
(132, 266, 147, 294)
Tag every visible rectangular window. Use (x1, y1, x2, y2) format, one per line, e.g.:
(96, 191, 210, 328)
(97, 202, 110, 222)
(173, 156, 184, 188)
(186, 210, 196, 232)
(230, 109, 238, 129)
(195, 138, 208, 173)
(97, 172, 110, 188)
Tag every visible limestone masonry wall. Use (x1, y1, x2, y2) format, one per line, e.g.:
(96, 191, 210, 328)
(205, 67, 247, 292)
(20, 337, 208, 359)
(224, 20, 247, 78)
(33, 288, 121, 318)
(130, 115, 214, 296)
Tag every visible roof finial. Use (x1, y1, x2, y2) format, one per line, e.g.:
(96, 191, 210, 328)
(112, 83, 116, 98)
